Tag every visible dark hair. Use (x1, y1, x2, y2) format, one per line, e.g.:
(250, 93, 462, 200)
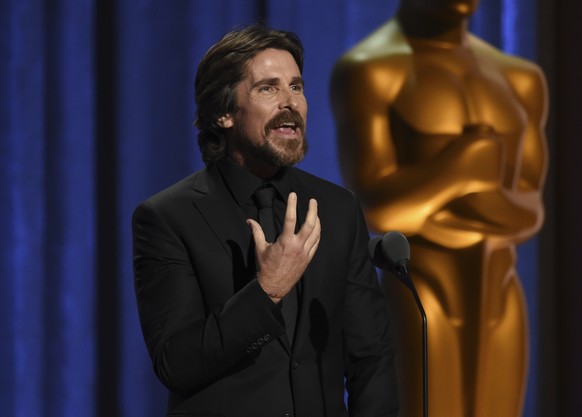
(194, 24, 304, 164)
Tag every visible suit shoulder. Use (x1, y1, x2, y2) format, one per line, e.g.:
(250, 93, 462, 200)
(291, 168, 356, 202)
(135, 168, 209, 213)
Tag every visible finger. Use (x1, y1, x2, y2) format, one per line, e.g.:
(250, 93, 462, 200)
(297, 198, 318, 238)
(246, 219, 267, 251)
(282, 192, 298, 235)
(308, 233, 321, 259)
(305, 216, 321, 257)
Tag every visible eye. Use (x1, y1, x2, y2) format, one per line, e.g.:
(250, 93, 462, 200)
(290, 83, 304, 93)
(258, 85, 276, 93)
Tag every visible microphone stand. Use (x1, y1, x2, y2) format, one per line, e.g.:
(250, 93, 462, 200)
(388, 264, 428, 417)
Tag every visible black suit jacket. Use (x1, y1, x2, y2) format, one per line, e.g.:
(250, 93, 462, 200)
(132, 163, 398, 417)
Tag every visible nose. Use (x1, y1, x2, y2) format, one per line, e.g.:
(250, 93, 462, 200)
(278, 87, 299, 110)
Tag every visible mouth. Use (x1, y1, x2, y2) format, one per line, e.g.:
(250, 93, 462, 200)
(272, 121, 299, 135)
(265, 110, 305, 137)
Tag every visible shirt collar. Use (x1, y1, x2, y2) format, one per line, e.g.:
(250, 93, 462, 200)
(216, 157, 292, 205)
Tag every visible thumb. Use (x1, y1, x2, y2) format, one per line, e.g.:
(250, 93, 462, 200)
(246, 219, 267, 250)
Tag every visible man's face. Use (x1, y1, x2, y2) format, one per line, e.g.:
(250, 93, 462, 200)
(222, 48, 308, 173)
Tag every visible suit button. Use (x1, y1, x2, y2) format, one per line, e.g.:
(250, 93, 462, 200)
(264, 333, 271, 341)
(252, 342, 258, 350)
(292, 360, 299, 369)
(257, 337, 264, 345)
(284, 414, 293, 417)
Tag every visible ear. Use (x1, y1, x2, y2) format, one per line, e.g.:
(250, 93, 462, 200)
(216, 114, 234, 129)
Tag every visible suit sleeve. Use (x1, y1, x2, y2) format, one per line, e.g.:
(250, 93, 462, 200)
(132, 201, 286, 394)
(342, 195, 399, 417)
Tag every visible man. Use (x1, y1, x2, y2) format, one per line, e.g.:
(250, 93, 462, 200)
(132, 24, 398, 417)
(330, 1, 548, 416)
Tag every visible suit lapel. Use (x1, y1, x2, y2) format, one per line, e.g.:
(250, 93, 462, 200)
(288, 169, 326, 355)
(190, 166, 255, 283)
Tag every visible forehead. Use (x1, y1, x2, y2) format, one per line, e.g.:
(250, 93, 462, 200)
(243, 48, 301, 80)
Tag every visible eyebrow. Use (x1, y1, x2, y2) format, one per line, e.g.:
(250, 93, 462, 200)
(252, 76, 304, 88)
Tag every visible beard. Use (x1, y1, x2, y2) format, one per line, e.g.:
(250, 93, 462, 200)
(236, 110, 308, 168)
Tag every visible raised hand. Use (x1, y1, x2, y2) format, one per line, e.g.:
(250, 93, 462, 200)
(246, 192, 321, 303)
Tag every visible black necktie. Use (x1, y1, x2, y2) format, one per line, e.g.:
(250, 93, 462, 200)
(253, 184, 298, 344)
(253, 185, 278, 243)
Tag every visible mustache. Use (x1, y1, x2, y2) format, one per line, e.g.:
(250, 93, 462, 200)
(264, 110, 305, 133)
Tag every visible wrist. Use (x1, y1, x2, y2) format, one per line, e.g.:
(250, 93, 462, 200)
(257, 277, 284, 304)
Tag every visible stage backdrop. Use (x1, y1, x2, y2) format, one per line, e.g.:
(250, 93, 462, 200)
(0, 0, 544, 416)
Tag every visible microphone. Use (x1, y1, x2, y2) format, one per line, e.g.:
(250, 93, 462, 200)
(368, 231, 412, 288)
(369, 231, 428, 417)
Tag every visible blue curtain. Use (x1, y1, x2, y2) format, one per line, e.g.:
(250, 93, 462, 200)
(1, 1, 97, 416)
(0, 0, 543, 416)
